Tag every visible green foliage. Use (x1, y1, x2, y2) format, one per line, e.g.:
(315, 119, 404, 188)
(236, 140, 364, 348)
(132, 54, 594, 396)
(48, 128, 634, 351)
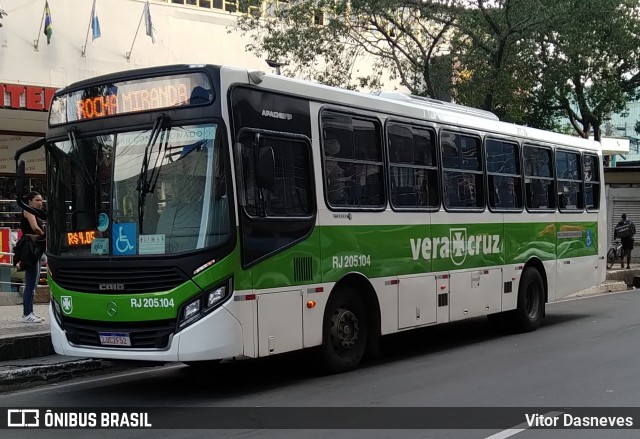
(232, 0, 640, 139)
(528, 0, 640, 140)
(234, 0, 456, 92)
(450, 0, 550, 124)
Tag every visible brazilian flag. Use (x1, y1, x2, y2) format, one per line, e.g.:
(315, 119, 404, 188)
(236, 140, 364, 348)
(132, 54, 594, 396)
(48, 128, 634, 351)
(43, 1, 52, 44)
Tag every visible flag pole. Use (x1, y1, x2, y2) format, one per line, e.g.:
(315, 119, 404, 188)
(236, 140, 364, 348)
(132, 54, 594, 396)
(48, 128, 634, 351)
(81, 2, 94, 57)
(126, 9, 144, 62)
(34, 1, 46, 51)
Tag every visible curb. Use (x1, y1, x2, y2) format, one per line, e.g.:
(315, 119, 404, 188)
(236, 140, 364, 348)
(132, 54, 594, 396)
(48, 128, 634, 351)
(567, 280, 629, 298)
(0, 332, 54, 361)
(0, 356, 105, 392)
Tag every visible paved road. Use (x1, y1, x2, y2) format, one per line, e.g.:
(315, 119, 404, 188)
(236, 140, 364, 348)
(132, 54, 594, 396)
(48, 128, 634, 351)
(0, 291, 639, 438)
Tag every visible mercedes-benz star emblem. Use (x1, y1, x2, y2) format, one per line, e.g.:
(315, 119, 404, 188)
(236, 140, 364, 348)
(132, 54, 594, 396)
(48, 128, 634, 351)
(106, 301, 118, 317)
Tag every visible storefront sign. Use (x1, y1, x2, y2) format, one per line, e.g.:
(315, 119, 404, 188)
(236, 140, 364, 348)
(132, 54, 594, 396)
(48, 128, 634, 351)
(0, 83, 58, 111)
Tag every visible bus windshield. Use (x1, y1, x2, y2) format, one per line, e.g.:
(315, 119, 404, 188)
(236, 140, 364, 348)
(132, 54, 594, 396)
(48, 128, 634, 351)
(47, 123, 230, 257)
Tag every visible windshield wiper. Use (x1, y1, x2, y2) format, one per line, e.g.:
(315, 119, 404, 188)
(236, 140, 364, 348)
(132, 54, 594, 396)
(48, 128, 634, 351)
(137, 114, 167, 233)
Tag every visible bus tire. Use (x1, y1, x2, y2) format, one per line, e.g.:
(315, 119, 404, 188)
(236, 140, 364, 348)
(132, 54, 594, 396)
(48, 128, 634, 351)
(511, 267, 545, 332)
(319, 286, 368, 374)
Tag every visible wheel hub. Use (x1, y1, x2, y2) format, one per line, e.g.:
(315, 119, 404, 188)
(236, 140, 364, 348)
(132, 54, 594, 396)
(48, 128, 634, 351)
(330, 307, 359, 350)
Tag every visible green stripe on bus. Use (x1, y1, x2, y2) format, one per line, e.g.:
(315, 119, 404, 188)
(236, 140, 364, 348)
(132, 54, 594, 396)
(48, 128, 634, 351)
(50, 220, 597, 320)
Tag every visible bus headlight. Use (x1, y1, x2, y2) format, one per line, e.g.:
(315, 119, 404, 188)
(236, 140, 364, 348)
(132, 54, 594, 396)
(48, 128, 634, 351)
(178, 299, 202, 329)
(206, 286, 226, 310)
(177, 278, 232, 331)
(184, 300, 201, 320)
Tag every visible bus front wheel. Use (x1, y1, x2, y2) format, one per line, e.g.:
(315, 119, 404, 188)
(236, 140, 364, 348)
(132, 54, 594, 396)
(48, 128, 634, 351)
(512, 267, 545, 332)
(319, 287, 368, 374)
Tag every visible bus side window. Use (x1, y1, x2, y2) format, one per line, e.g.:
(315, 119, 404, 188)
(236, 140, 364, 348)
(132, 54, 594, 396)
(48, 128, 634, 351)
(261, 136, 313, 217)
(556, 150, 583, 212)
(388, 122, 438, 209)
(486, 138, 522, 210)
(322, 111, 384, 209)
(524, 144, 555, 210)
(584, 154, 600, 210)
(325, 139, 348, 205)
(441, 131, 483, 210)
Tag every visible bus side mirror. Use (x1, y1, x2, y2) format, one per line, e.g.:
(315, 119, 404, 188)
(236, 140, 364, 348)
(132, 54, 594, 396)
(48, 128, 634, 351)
(257, 146, 275, 191)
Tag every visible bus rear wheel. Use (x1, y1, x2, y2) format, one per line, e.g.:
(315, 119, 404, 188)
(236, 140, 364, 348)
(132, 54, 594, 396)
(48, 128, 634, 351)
(319, 287, 368, 374)
(511, 267, 544, 332)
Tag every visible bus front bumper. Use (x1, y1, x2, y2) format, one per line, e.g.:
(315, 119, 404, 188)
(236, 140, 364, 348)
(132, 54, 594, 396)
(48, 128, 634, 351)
(49, 304, 244, 362)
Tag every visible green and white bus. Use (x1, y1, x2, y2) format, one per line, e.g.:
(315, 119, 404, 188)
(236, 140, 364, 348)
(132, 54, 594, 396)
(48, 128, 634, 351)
(16, 64, 606, 373)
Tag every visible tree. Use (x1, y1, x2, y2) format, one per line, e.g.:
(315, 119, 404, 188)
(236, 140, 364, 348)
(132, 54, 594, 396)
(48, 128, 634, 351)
(527, 0, 640, 141)
(235, 0, 557, 124)
(233, 0, 640, 139)
(235, 0, 458, 93)
(449, 0, 552, 124)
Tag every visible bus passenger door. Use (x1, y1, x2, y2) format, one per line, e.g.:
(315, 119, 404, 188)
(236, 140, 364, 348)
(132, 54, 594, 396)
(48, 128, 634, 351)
(555, 224, 598, 300)
(257, 289, 304, 356)
(398, 275, 437, 329)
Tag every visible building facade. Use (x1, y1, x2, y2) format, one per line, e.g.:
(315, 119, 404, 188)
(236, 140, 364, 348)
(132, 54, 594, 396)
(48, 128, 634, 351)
(605, 99, 640, 163)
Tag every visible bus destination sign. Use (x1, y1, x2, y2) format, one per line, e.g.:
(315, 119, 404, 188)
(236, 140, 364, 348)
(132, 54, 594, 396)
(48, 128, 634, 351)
(49, 72, 213, 125)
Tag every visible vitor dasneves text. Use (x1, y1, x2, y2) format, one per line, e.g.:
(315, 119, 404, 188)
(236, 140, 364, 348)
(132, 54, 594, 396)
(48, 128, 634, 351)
(525, 413, 633, 428)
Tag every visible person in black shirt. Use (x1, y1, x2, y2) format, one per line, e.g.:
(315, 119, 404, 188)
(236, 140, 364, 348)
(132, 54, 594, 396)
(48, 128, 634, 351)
(615, 213, 636, 269)
(20, 191, 46, 323)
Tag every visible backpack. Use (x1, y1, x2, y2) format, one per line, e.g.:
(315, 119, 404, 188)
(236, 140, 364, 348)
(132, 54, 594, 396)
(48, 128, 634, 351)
(615, 220, 636, 239)
(13, 234, 44, 269)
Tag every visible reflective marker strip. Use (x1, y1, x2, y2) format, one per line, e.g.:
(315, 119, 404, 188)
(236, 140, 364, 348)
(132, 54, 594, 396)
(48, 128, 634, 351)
(234, 294, 256, 301)
(385, 279, 399, 286)
(307, 287, 324, 294)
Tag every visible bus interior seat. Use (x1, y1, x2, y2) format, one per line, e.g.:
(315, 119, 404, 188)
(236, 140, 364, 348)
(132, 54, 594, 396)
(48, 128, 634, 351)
(394, 187, 417, 206)
(156, 179, 203, 251)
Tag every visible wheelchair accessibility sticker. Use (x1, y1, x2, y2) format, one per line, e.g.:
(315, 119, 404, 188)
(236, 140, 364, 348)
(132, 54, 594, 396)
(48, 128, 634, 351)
(112, 223, 137, 255)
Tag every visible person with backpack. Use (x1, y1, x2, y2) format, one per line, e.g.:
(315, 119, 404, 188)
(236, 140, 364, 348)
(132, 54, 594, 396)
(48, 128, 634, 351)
(614, 213, 636, 269)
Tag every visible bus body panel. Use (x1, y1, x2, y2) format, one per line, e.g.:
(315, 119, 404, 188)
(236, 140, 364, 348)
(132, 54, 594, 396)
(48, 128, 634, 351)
(397, 274, 437, 329)
(49, 303, 244, 362)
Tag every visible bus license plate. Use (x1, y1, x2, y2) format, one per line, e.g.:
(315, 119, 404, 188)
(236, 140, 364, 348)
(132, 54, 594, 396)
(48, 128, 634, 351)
(99, 332, 131, 347)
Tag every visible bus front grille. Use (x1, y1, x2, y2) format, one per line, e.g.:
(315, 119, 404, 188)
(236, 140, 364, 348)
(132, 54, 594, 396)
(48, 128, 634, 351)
(62, 317, 176, 349)
(54, 267, 187, 294)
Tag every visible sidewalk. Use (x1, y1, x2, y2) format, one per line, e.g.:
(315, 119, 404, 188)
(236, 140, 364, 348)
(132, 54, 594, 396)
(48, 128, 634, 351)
(0, 303, 124, 391)
(0, 268, 636, 392)
(0, 303, 52, 360)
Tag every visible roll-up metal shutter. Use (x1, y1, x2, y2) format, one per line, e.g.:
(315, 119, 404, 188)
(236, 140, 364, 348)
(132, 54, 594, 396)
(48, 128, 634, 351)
(612, 200, 640, 240)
